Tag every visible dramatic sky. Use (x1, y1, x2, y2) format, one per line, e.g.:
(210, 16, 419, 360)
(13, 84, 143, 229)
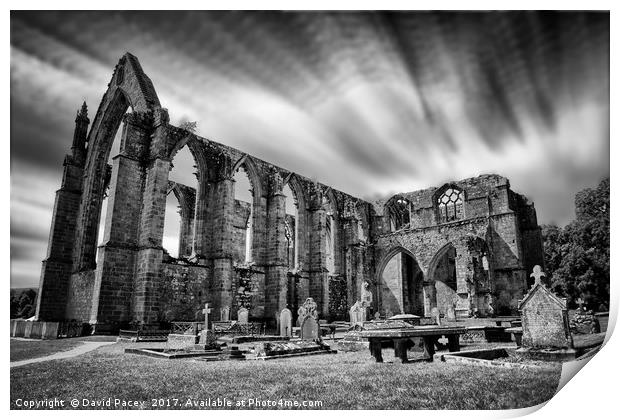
(10, 11, 609, 288)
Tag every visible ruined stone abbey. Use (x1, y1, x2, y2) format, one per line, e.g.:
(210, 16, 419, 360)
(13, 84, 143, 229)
(36, 54, 544, 331)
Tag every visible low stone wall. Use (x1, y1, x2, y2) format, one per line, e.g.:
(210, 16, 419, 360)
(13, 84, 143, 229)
(10, 320, 89, 339)
(166, 333, 199, 350)
(10, 320, 59, 339)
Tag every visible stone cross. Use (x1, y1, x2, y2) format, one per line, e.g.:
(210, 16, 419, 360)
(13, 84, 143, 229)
(530, 265, 546, 285)
(576, 297, 585, 311)
(202, 303, 212, 331)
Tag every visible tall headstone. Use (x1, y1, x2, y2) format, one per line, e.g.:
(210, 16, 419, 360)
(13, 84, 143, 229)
(446, 305, 456, 322)
(300, 316, 320, 341)
(431, 307, 442, 326)
(238, 307, 249, 323)
(220, 306, 230, 322)
(297, 297, 321, 341)
(519, 265, 573, 349)
(280, 308, 293, 337)
(202, 303, 212, 331)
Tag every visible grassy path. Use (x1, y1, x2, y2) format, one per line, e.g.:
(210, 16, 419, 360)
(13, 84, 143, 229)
(10, 340, 116, 368)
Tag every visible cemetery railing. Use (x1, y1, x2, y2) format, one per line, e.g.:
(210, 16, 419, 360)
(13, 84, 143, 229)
(171, 321, 205, 335)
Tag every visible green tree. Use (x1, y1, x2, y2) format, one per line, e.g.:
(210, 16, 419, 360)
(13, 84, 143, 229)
(544, 178, 609, 310)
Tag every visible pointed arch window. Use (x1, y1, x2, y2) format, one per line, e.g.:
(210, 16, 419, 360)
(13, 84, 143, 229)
(387, 196, 411, 231)
(437, 187, 465, 223)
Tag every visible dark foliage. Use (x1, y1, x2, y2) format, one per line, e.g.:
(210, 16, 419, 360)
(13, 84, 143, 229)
(541, 178, 609, 310)
(10, 289, 37, 319)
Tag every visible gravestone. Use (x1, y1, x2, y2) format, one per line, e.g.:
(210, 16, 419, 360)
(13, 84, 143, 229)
(431, 307, 442, 326)
(220, 306, 230, 322)
(238, 307, 249, 323)
(349, 301, 365, 327)
(518, 265, 573, 351)
(297, 297, 321, 342)
(202, 303, 212, 330)
(280, 308, 293, 337)
(300, 316, 320, 341)
(446, 305, 456, 322)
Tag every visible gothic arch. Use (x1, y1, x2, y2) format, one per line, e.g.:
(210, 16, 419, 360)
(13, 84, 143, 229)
(168, 134, 208, 180)
(375, 246, 419, 285)
(73, 53, 162, 270)
(375, 246, 425, 316)
(426, 242, 456, 283)
(232, 154, 264, 200)
(385, 195, 412, 231)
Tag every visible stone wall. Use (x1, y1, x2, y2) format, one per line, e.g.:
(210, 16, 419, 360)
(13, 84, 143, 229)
(65, 270, 95, 321)
(159, 263, 210, 322)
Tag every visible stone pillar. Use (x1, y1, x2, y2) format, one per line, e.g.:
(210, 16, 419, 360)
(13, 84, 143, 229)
(91, 114, 150, 328)
(454, 241, 473, 317)
(264, 170, 289, 323)
(178, 204, 195, 257)
(307, 189, 327, 315)
(250, 194, 268, 317)
(207, 177, 236, 315)
(132, 156, 169, 325)
(36, 103, 89, 321)
(193, 172, 208, 260)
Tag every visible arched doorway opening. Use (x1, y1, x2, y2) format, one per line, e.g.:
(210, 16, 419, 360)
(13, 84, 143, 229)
(378, 249, 424, 316)
(427, 244, 459, 317)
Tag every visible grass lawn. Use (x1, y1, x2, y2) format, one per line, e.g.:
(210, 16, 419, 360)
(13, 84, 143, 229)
(10, 336, 116, 362)
(10, 340, 561, 410)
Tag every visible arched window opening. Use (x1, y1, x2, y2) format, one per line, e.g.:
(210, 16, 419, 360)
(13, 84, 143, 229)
(163, 145, 197, 260)
(379, 251, 424, 316)
(437, 187, 464, 223)
(387, 196, 411, 231)
(322, 195, 336, 274)
(96, 118, 124, 262)
(233, 166, 254, 264)
(282, 184, 298, 271)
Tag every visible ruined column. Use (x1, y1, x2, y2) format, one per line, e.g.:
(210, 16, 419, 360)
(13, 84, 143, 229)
(36, 103, 89, 321)
(207, 174, 236, 319)
(454, 240, 473, 318)
(264, 169, 289, 324)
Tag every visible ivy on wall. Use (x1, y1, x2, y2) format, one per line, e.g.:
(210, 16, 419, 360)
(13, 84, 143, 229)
(328, 276, 348, 321)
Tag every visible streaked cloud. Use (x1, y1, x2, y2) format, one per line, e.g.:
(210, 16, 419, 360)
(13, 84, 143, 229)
(10, 11, 609, 288)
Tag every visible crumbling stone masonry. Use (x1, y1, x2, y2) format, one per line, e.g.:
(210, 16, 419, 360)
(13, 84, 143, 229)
(36, 54, 544, 331)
